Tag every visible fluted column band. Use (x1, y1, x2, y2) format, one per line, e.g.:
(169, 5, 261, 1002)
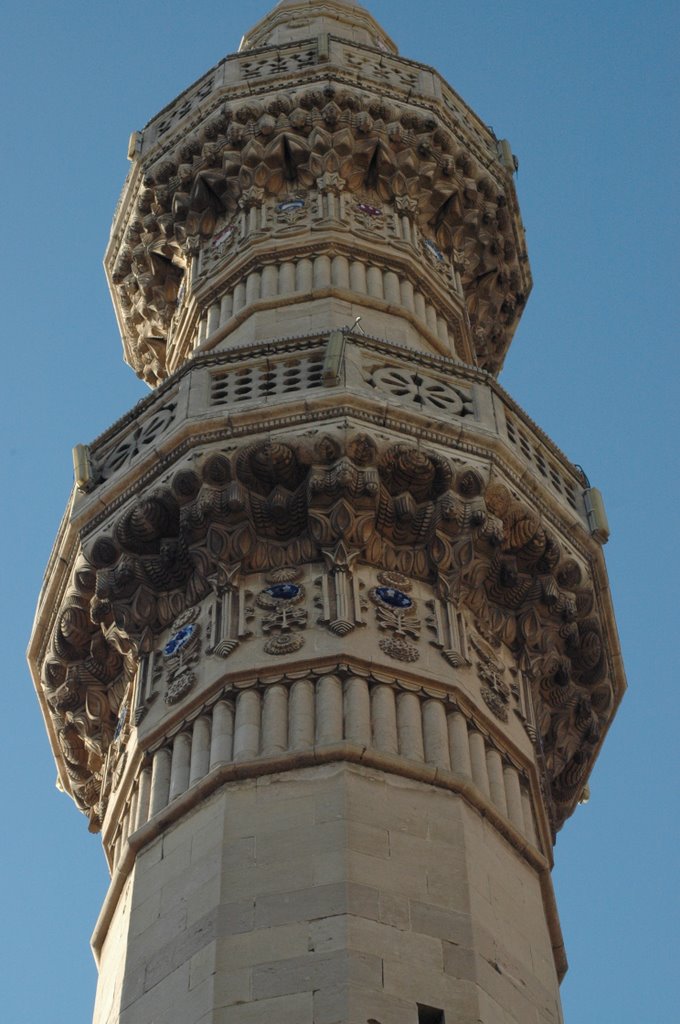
(107, 674, 541, 860)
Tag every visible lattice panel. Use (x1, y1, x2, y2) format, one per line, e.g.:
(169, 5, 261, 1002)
(211, 356, 325, 407)
(505, 415, 579, 510)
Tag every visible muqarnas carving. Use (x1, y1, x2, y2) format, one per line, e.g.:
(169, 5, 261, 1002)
(111, 84, 529, 381)
(42, 431, 613, 830)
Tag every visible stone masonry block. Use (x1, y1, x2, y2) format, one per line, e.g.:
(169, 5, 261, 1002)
(409, 899, 473, 946)
(252, 948, 382, 1001)
(216, 899, 255, 937)
(143, 908, 217, 992)
(349, 847, 430, 900)
(344, 773, 432, 838)
(442, 938, 476, 981)
(225, 855, 315, 900)
(186, 876, 222, 929)
(212, 965, 253, 1007)
(382, 957, 479, 1017)
(348, 916, 444, 970)
(189, 943, 215, 991)
(255, 820, 346, 867)
(127, 899, 188, 964)
(129, 889, 161, 939)
(212, 991, 314, 1024)
(252, 880, 378, 929)
(347, 985, 419, 1024)
(379, 891, 411, 931)
(120, 962, 191, 1024)
(308, 914, 348, 954)
(425, 857, 470, 910)
(347, 820, 390, 859)
(160, 846, 222, 916)
(313, 846, 348, 886)
(215, 922, 311, 970)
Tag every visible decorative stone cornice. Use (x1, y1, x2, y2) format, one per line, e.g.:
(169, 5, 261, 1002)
(31, 428, 620, 833)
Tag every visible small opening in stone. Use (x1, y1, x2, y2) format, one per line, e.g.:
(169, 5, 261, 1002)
(417, 1005, 445, 1024)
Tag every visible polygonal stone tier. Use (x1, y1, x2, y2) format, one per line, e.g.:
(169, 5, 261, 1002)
(28, 331, 624, 836)
(106, 1, 529, 384)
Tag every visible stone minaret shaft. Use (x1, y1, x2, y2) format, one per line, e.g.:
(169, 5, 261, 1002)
(29, 3, 624, 1023)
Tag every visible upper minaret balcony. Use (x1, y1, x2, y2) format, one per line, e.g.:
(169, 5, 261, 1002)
(106, 0, 530, 385)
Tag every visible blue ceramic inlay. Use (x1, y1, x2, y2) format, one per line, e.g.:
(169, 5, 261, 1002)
(114, 706, 127, 741)
(356, 202, 382, 217)
(164, 623, 196, 656)
(264, 583, 301, 600)
(277, 198, 305, 212)
(424, 238, 444, 262)
(375, 587, 413, 609)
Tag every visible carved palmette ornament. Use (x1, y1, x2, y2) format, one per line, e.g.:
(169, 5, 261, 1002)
(156, 606, 202, 705)
(370, 571, 421, 663)
(256, 569, 307, 655)
(206, 564, 252, 657)
(316, 541, 366, 636)
(426, 583, 470, 668)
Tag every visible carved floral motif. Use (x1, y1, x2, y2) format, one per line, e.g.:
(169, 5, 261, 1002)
(370, 572, 421, 662)
(256, 568, 307, 655)
(156, 606, 202, 705)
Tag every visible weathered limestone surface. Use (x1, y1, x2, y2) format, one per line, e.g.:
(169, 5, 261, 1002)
(93, 766, 563, 1024)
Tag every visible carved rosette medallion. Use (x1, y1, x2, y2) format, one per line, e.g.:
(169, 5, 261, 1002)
(370, 571, 421, 662)
(157, 607, 202, 705)
(256, 569, 307, 655)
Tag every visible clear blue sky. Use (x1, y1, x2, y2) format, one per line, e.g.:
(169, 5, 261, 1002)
(1, 2, 677, 1020)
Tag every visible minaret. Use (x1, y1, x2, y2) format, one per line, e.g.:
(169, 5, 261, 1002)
(29, 3, 625, 1022)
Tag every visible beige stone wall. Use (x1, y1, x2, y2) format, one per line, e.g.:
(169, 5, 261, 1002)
(95, 764, 562, 1024)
